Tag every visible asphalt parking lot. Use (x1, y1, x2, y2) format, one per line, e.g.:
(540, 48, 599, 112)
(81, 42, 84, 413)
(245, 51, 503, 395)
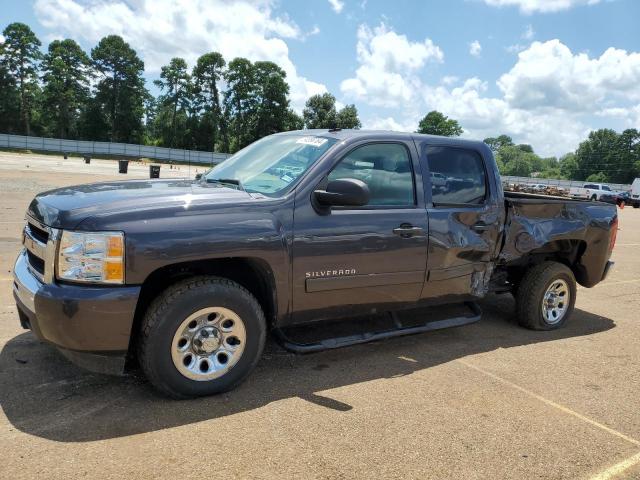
(1, 152, 639, 479)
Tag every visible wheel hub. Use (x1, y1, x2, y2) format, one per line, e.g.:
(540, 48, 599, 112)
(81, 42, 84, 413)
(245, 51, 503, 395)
(170, 307, 247, 381)
(192, 327, 221, 354)
(541, 279, 570, 324)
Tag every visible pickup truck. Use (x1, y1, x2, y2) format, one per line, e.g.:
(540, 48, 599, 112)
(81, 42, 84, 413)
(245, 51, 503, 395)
(12, 130, 618, 398)
(569, 182, 617, 201)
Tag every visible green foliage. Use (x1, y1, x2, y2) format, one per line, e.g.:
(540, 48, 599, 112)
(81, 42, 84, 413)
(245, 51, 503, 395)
(416, 111, 462, 137)
(283, 108, 304, 131)
(303, 93, 337, 129)
(586, 172, 608, 183)
(154, 57, 191, 148)
(483, 135, 513, 153)
(574, 128, 640, 184)
(41, 39, 91, 138)
(0, 40, 20, 133)
(336, 104, 361, 129)
(90, 35, 147, 143)
(191, 52, 225, 151)
(1, 23, 42, 135)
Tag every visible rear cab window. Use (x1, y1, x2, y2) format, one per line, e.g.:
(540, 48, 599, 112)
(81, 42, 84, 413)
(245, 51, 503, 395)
(425, 146, 487, 206)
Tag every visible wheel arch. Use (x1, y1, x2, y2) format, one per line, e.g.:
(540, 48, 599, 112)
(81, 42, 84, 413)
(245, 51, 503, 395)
(126, 257, 278, 368)
(502, 238, 587, 287)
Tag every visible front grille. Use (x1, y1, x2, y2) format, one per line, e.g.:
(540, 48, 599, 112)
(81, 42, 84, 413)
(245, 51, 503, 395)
(27, 222, 49, 244)
(26, 250, 45, 275)
(22, 217, 58, 283)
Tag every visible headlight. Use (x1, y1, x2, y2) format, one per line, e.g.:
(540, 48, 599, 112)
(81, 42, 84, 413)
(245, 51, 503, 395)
(57, 231, 125, 284)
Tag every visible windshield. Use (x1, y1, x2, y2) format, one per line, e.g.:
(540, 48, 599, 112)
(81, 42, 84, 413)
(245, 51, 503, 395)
(204, 134, 337, 196)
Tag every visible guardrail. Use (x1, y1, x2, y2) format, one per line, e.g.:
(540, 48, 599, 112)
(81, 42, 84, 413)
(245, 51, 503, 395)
(502, 175, 632, 192)
(0, 133, 231, 165)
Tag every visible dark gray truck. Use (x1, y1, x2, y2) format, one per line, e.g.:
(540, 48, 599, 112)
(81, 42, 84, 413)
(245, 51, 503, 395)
(13, 130, 618, 398)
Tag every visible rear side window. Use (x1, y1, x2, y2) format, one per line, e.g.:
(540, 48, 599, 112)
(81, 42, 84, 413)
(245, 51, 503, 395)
(328, 143, 415, 206)
(426, 146, 487, 206)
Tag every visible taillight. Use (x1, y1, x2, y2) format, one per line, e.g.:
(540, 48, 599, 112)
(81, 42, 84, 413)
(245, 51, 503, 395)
(609, 216, 618, 253)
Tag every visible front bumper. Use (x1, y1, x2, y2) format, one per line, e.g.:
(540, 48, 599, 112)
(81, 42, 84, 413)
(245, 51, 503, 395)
(13, 249, 141, 375)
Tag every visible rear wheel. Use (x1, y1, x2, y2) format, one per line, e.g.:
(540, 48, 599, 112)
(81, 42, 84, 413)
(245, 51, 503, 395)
(139, 276, 266, 398)
(590, 194, 597, 201)
(515, 262, 576, 330)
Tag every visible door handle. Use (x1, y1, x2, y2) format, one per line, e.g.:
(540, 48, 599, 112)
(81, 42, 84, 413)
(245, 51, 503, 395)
(393, 224, 424, 237)
(471, 222, 490, 232)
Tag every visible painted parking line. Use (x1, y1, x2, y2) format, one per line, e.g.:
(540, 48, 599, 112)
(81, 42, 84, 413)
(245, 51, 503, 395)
(589, 451, 640, 480)
(457, 359, 640, 447)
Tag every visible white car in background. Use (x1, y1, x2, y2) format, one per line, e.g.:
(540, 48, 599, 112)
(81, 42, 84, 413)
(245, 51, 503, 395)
(569, 183, 614, 201)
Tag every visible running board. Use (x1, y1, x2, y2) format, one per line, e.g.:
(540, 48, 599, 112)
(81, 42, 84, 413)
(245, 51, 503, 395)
(272, 302, 482, 353)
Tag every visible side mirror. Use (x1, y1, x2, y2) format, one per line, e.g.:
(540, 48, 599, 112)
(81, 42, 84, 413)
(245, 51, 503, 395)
(313, 178, 370, 207)
(195, 173, 203, 180)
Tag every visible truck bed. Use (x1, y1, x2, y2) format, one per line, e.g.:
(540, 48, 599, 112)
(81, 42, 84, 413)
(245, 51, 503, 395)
(499, 191, 617, 288)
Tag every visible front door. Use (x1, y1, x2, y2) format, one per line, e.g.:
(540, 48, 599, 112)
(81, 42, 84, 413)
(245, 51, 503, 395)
(290, 141, 428, 323)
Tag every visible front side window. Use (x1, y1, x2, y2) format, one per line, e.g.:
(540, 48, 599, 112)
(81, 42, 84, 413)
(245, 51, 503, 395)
(327, 143, 415, 207)
(204, 134, 337, 196)
(426, 146, 487, 206)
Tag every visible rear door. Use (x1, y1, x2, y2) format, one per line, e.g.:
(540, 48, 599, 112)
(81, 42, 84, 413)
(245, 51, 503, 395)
(417, 143, 503, 302)
(290, 140, 428, 323)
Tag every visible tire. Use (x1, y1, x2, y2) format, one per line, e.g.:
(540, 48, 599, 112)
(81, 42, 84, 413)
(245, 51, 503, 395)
(515, 262, 577, 330)
(139, 276, 266, 398)
(633, 202, 639, 209)
(590, 194, 597, 201)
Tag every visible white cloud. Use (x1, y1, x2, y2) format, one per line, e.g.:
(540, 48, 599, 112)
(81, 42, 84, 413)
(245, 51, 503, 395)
(340, 23, 443, 107)
(365, 115, 419, 132)
(328, 0, 345, 14)
(33, 0, 326, 110)
(497, 40, 640, 111)
(341, 28, 639, 156)
(482, 0, 604, 14)
(469, 40, 482, 57)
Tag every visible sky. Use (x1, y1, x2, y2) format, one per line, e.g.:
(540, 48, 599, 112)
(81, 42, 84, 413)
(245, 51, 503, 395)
(1, 0, 639, 157)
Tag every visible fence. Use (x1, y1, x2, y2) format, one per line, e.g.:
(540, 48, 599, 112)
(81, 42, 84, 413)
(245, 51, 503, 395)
(0, 133, 231, 165)
(502, 175, 632, 192)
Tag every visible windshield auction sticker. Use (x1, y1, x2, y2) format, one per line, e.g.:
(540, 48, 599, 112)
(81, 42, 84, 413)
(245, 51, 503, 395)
(296, 136, 328, 147)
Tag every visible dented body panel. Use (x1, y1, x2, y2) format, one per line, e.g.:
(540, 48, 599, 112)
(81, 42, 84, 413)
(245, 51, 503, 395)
(499, 192, 617, 287)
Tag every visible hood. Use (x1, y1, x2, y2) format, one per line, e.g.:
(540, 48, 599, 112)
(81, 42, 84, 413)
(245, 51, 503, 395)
(27, 179, 258, 228)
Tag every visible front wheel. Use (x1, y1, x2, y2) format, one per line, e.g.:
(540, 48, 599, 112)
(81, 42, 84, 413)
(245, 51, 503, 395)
(515, 262, 577, 330)
(139, 276, 266, 398)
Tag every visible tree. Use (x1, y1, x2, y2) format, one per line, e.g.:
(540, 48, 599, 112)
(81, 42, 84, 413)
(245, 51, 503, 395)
(586, 172, 608, 183)
(283, 108, 304, 131)
(574, 129, 618, 182)
(495, 145, 532, 176)
(303, 93, 337, 129)
(483, 135, 513, 153)
(253, 61, 289, 139)
(40, 39, 92, 139)
(154, 57, 191, 147)
(90, 35, 147, 143)
(336, 104, 361, 129)
(416, 111, 462, 137)
(224, 57, 257, 152)
(1, 23, 42, 135)
(0, 39, 20, 133)
(559, 153, 579, 180)
(191, 52, 225, 151)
